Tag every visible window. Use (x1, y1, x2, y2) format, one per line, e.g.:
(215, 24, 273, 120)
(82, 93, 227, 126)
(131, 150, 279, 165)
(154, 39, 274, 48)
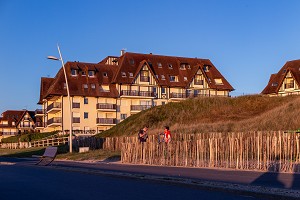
(272, 82, 278, 87)
(214, 78, 223, 85)
(129, 59, 135, 65)
(168, 64, 173, 69)
(158, 62, 162, 68)
(140, 70, 149, 82)
(184, 77, 188, 81)
(84, 112, 88, 119)
(161, 87, 166, 94)
(122, 72, 126, 77)
(103, 72, 108, 77)
(194, 75, 203, 85)
(63, 83, 67, 89)
(88, 70, 95, 77)
(91, 84, 96, 89)
(161, 75, 165, 80)
(203, 65, 210, 72)
(155, 75, 159, 79)
(71, 69, 78, 76)
(84, 97, 88, 104)
(187, 64, 191, 69)
(169, 75, 178, 82)
(81, 71, 86, 76)
(83, 84, 88, 89)
(129, 72, 133, 77)
(121, 114, 127, 120)
(180, 64, 186, 70)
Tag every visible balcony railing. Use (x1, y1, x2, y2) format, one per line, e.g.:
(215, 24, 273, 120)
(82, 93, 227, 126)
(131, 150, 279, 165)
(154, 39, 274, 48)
(47, 117, 62, 126)
(35, 122, 45, 127)
(47, 102, 61, 112)
(140, 76, 150, 82)
(19, 124, 33, 128)
(1, 132, 17, 136)
(170, 93, 187, 98)
(120, 90, 155, 97)
(96, 103, 117, 110)
(96, 118, 117, 125)
(73, 117, 80, 123)
(72, 102, 80, 108)
(131, 105, 152, 111)
(285, 83, 294, 89)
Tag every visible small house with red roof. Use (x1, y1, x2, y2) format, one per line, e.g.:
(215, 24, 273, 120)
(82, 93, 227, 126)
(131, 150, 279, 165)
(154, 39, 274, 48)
(262, 60, 300, 96)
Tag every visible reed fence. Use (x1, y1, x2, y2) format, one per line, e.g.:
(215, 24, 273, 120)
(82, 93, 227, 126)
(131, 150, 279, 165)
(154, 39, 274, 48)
(121, 131, 300, 173)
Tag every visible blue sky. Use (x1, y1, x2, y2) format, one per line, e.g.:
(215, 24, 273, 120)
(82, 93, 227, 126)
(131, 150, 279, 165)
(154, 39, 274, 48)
(1, 0, 300, 113)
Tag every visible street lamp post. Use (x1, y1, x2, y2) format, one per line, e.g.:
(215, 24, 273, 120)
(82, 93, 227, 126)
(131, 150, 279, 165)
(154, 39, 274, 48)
(47, 44, 73, 153)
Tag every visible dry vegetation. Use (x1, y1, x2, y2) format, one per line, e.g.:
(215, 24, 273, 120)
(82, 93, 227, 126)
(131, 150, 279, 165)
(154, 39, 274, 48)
(97, 95, 300, 137)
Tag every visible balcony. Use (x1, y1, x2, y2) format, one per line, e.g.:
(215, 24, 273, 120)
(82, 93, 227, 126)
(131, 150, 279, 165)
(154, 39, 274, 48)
(169, 93, 187, 99)
(35, 122, 45, 128)
(47, 102, 61, 114)
(35, 109, 44, 116)
(96, 118, 117, 125)
(120, 90, 156, 98)
(96, 103, 117, 111)
(47, 117, 62, 127)
(72, 102, 80, 109)
(19, 124, 33, 128)
(73, 117, 80, 123)
(130, 105, 152, 112)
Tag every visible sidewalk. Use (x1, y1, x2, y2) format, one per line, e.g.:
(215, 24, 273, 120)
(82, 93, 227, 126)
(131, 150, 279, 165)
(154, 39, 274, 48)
(3, 157, 300, 199)
(51, 159, 300, 199)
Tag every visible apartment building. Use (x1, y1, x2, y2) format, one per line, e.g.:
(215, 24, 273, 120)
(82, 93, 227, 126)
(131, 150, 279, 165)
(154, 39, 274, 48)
(0, 110, 41, 140)
(262, 59, 300, 96)
(38, 51, 234, 134)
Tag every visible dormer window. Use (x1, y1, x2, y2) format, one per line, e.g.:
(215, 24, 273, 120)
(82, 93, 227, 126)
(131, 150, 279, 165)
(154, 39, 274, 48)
(187, 64, 191, 69)
(129, 72, 133, 77)
(121, 72, 126, 77)
(214, 78, 223, 85)
(161, 75, 166, 80)
(169, 75, 178, 82)
(83, 84, 88, 89)
(91, 84, 96, 89)
(180, 63, 186, 70)
(203, 65, 211, 72)
(129, 59, 135, 65)
(184, 77, 187, 81)
(103, 72, 108, 77)
(158, 62, 162, 68)
(63, 83, 67, 89)
(168, 64, 173, 69)
(88, 70, 95, 77)
(81, 71, 86, 76)
(71, 69, 78, 76)
(272, 82, 278, 87)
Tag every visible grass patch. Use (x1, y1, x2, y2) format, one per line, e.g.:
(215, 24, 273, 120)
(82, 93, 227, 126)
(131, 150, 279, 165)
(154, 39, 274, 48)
(0, 146, 120, 162)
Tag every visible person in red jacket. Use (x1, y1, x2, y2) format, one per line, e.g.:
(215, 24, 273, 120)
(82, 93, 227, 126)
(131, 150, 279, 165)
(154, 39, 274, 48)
(163, 126, 171, 144)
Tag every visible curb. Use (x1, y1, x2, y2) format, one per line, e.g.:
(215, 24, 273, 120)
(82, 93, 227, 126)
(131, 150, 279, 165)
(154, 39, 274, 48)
(50, 164, 300, 200)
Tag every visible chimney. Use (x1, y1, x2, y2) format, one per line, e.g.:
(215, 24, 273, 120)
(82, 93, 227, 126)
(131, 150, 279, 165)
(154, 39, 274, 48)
(121, 49, 126, 56)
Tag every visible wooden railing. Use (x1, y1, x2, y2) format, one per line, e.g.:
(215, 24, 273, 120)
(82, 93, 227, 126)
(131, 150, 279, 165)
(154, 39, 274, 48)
(30, 136, 69, 147)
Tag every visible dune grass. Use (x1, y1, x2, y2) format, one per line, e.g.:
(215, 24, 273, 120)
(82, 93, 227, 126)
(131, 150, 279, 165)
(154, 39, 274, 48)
(97, 95, 300, 137)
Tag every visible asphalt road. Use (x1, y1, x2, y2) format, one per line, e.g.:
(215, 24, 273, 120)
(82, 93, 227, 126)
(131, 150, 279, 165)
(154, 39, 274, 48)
(0, 161, 258, 200)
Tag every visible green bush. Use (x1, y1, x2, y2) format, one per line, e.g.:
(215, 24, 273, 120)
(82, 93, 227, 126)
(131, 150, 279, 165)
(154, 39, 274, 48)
(1, 131, 59, 143)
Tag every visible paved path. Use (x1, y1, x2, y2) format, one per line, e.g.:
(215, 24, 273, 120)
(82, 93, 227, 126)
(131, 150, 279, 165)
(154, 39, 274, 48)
(0, 159, 257, 200)
(1, 157, 300, 199)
